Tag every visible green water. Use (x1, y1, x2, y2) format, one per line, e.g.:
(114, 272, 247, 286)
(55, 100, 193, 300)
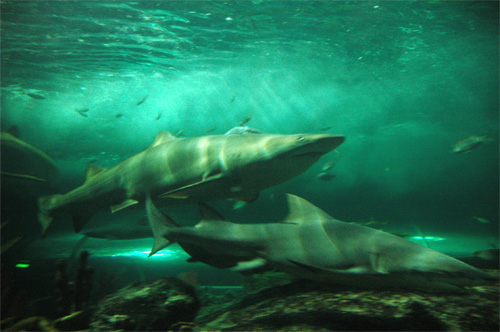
(1, 0, 498, 298)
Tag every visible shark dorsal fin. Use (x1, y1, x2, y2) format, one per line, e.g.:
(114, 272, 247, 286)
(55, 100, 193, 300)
(85, 165, 107, 182)
(149, 131, 177, 149)
(198, 202, 227, 222)
(281, 194, 333, 225)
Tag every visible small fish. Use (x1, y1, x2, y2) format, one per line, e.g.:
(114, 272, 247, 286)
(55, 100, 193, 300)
(155, 112, 162, 120)
(239, 115, 252, 126)
(136, 94, 149, 106)
(360, 220, 388, 227)
(320, 126, 332, 131)
(225, 126, 262, 135)
(451, 135, 489, 153)
(206, 125, 217, 133)
(321, 161, 336, 172)
(473, 216, 490, 224)
(316, 172, 335, 181)
(75, 108, 89, 117)
(473, 249, 500, 261)
(115, 113, 124, 118)
(230, 94, 236, 103)
(24, 92, 46, 100)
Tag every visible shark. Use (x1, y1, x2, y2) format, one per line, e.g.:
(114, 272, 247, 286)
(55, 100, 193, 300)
(83, 225, 152, 240)
(38, 131, 344, 233)
(146, 194, 496, 292)
(451, 135, 491, 153)
(1, 126, 59, 187)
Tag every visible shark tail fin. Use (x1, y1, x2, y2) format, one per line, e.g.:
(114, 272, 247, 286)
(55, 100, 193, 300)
(39, 195, 95, 233)
(146, 194, 179, 257)
(38, 194, 62, 233)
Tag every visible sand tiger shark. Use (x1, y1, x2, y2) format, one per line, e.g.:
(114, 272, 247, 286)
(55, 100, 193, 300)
(146, 194, 496, 292)
(1, 126, 58, 185)
(38, 131, 344, 233)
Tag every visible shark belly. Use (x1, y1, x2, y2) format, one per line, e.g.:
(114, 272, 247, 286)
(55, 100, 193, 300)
(170, 222, 266, 256)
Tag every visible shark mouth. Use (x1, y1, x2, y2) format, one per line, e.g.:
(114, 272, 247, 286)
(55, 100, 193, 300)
(291, 151, 325, 159)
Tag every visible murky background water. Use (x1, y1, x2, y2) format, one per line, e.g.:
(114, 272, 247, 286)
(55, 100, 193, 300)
(1, 0, 498, 316)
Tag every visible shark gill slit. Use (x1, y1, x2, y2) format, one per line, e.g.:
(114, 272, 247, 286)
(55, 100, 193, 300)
(321, 222, 343, 256)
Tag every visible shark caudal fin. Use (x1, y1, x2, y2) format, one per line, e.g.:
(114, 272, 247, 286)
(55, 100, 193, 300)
(145, 194, 179, 257)
(38, 194, 95, 233)
(38, 194, 62, 233)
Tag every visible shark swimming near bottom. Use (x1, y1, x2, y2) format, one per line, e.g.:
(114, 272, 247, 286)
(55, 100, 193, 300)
(38, 131, 344, 233)
(146, 194, 496, 292)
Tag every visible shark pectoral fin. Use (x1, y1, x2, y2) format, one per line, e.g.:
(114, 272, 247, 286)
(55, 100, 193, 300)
(145, 195, 179, 257)
(343, 266, 376, 274)
(179, 243, 242, 268)
(159, 175, 224, 199)
(110, 199, 139, 213)
(198, 202, 227, 222)
(287, 259, 326, 273)
(287, 259, 374, 275)
(231, 258, 268, 274)
(233, 191, 260, 203)
(1, 171, 47, 182)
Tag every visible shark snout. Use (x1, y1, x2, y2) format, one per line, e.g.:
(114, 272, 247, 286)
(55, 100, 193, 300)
(291, 134, 345, 158)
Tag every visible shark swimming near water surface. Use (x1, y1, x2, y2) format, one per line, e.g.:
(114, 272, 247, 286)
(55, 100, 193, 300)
(146, 194, 496, 292)
(38, 131, 344, 233)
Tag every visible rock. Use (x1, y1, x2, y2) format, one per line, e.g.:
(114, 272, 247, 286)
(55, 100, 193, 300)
(195, 270, 499, 331)
(53, 310, 91, 331)
(90, 278, 200, 331)
(4, 316, 58, 331)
